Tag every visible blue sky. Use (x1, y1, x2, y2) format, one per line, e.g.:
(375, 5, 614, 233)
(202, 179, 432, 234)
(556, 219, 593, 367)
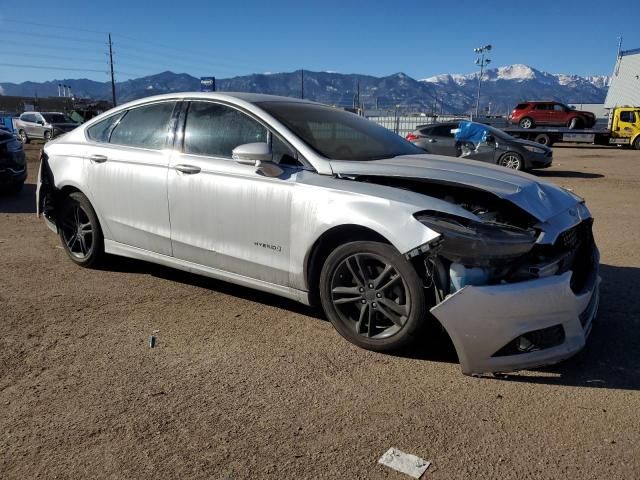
(1, 0, 639, 84)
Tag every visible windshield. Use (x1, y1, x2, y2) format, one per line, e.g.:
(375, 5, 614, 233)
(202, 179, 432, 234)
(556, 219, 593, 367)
(257, 101, 423, 161)
(42, 113, 74, 124)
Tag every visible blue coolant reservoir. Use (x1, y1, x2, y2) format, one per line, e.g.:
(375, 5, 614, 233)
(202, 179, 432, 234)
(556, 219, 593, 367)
(449, 262, 490, 292)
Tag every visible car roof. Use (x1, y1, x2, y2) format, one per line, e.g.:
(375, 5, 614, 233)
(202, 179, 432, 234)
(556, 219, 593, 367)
(113, 92, 321, 110)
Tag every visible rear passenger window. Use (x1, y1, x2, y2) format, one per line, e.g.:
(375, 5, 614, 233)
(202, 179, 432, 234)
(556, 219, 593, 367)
(515, 103, 529, 110)
(109, 102, 176, 150)
(87, 114, 122, 143)
(184, 101, 267, 158)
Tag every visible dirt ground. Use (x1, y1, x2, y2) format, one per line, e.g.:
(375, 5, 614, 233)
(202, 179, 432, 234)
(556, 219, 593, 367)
(1, 142, 639, 480)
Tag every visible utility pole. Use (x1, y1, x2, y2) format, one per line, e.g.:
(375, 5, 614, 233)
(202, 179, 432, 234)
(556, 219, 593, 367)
(473, 44, 492, 118)
(108, 33, 117, 107)
(300, 69, 304, 99)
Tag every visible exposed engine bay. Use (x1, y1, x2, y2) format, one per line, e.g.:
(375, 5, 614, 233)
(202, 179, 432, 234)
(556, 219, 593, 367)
(354, 175, 596, 299)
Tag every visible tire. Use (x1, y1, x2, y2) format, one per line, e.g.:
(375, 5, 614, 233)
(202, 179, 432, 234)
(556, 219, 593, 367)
(534, 133, 551, 146)
(319, 241, 427, 352)
(633, 137, 640, 150)
(44, 130, 52, 142)
(519, 117, 534, 129)
(568, 117, 583, 129)
(498, 152, 524, 170)
(58, 192, 104, 268)
(18, 130, 30, 144)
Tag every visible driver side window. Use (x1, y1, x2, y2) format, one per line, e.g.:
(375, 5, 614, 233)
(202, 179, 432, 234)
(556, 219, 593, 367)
(184, 101, 267, 158)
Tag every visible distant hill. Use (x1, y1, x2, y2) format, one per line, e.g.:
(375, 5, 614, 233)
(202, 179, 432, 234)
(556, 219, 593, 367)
(0, 65, 610, 114)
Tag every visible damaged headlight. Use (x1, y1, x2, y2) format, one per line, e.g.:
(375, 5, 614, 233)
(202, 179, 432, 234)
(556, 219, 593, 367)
(414, 211, 539, 266)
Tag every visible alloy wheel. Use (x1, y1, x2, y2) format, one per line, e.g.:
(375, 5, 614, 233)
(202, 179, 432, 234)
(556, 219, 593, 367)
(500, 153, 522, 170)
(520, 118, 533, 129)
(60, 204, 94, 259)
(329, 253, 411, 339)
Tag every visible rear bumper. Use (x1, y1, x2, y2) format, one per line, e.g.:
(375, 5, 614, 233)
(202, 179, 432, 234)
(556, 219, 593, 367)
(431, 250, 599, 375)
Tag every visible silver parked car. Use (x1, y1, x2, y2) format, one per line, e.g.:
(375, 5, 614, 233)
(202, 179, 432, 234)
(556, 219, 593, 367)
(16, 111, 79, 143)
(37, 93, 599, 375)
(406, 121, 552, 171)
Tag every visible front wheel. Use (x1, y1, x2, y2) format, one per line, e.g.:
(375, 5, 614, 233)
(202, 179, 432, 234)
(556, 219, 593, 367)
(58, 192, 105, 268)
(18, 130, 30, 144)
(633, 137, 640, 150)
(319, 241, 427, 352)
(44, 130, 52, 142)
(498, 152, 524, 170)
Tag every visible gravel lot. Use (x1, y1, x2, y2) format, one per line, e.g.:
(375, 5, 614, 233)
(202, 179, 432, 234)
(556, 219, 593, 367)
(1, 143, 639, 479)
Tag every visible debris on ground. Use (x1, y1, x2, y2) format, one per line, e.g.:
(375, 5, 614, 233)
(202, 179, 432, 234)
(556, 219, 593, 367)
(148, 335, 156, 348)
(378, 447, 431, 478)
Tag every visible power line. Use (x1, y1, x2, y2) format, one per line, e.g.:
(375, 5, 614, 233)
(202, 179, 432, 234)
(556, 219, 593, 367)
(3, 29, 105, 45)
(2, 18, 108, 34)
(0, 62, 109, 73)
(0, 39, 104, 54)
(0, 51, 107, 65)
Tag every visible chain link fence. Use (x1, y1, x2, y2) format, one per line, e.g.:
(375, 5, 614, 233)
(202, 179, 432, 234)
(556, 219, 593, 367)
(365, 113, 471, 137)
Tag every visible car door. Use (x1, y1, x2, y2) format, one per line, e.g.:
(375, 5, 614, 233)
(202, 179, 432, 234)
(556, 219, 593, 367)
(84, 100, 177, 255)
(420, 124, 458, 156)
(168, 100, 296, 286)
(548, 103, 569, 126)
(22, 114, 37, 136)
(531, 104, 550, 125)
(615, 110, 639, 142)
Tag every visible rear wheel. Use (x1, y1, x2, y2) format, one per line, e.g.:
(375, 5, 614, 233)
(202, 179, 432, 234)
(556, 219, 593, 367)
(58, 192, 104, 268)
(498, 152, 523, 170)
(319, 241, 426, 352)
(534, 133, 551, 146)
(519, 117, 534, 129)
(568, 117, 583, 129)
(18, 130, 29, 144)
(44, 130, 52, 142)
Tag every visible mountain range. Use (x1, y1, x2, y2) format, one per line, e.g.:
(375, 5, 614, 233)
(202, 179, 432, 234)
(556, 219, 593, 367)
(0, 64, 610, 114)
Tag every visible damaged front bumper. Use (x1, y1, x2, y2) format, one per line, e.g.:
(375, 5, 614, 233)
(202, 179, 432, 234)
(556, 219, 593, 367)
(431, 249, 600, 375)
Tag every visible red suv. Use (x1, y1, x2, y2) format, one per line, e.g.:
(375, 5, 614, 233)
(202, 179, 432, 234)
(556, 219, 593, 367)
(509, 101, 596, 129)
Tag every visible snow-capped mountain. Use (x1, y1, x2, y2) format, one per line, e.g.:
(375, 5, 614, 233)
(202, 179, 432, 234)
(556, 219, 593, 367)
(0, 64, 609, 115)
(418, 64, 609, 113)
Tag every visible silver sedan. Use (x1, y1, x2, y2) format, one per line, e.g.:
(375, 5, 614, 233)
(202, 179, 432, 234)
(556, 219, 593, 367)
(37, 92, 599, 375)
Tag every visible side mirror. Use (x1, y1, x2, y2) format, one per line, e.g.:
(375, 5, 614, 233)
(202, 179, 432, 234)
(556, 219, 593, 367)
(232, 142, 272, 165)
(37, 120, 45, 126)
(485, 134, 495, 143)
(231, 142, 283, 177)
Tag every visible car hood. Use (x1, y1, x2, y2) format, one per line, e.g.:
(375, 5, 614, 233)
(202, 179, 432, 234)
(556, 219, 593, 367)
(330, 154, 579, 222)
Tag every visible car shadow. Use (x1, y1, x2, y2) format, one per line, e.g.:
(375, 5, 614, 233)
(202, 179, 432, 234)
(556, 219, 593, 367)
(0, 183, 36, 213)
(99, 254, 326, 321)
(98, 257, 639, 389)
(534, 170, 604, 179)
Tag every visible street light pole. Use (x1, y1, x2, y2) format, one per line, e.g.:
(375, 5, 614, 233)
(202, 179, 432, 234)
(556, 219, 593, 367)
(473, 44, 492, 118)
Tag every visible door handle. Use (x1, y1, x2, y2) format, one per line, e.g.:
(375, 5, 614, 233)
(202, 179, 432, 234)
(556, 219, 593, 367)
(175, 164, 201, 174)
(89, 154, 108, 163)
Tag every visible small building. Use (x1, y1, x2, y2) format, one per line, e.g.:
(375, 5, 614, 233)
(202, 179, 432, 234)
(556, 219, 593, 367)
(605, 48, 640, 108)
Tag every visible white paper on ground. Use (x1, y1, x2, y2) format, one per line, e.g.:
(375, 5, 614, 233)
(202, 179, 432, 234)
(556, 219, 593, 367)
(378, 447, 431, 478)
